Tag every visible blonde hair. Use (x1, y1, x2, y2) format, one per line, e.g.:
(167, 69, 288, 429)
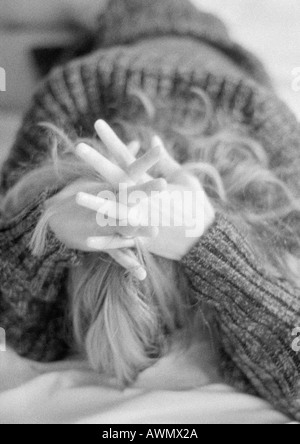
(2, 89, 300, 384)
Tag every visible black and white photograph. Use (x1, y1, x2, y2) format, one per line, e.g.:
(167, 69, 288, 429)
(0, 0, 300, 426)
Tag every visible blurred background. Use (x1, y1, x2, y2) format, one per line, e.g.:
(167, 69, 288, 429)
(0, 0, 300, 162)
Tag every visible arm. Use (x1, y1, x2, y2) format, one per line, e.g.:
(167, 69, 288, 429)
(0, 126, 163, 361)
(0, 54, 107, 192)
(0, 192, 79, 361)
(0, 31, 107, 359)
(0, 42, 107, 359)
(181, 214, 300, 420)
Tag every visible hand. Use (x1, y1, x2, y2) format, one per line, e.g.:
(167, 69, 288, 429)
(46, 134, 165, 280)
(76, 120, 215, 262)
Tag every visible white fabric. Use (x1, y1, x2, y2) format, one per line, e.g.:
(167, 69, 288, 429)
(0, 334, 289, 424)
(193, 0, 300, 118)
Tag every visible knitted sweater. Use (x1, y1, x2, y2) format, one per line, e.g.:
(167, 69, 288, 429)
(1, 0, 300, 420)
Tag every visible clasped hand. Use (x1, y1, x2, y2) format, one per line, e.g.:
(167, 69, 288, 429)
(48, 120, 215, 280)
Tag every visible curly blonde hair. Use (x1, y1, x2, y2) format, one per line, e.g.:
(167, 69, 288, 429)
(3, 89, 300, 384)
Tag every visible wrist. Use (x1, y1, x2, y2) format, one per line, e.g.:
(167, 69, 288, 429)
(204, 198, 216, 233)
(179, 199, 215, 260)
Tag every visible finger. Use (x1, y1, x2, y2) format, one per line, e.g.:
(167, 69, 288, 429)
(76, 191, 158, 231)
(86, 236, 136, 251)
(108, 250, 147, 281)
(117, 225, 159, 239)
(76, 143, 133, 186)
(152, 135, 181, 179)
(170, 171, 201, 189)
(77, 192, 131, 221)
(95, 120, 135, 168)
(47, 180, 105, 204)
(77, 192, 145, 229)
(127, 145, 161, 181)
(127, 140, 141, 157)
(151, 137, 199, 188)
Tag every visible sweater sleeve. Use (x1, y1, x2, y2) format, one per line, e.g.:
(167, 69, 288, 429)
(0, 59, 106, 193)
(0, 191, 79, 362)
(181, 214, 300, 421)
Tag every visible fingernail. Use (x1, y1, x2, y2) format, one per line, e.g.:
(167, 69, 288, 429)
(76, 192, 88, 205)
(134, 267, 147, 281)
(95, 119, 107, 132)
(76, 192, 106, 207)
(86, 238, 98, 249)
(128, 140, 140, 152)
(128, 207, 142, 227)
(152, 135, 164, 149)
(76, 143, 90, 156)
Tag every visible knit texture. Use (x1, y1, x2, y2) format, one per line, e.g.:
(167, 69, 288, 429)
(182, 215, 300, 420)
(0, 0, 300, 420)
(0, 191, 79, 361)
(96, 0, 272, 87)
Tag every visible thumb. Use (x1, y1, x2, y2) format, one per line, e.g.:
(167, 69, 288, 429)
(151, 136, 181, 179)
(151, 136, 200, 189)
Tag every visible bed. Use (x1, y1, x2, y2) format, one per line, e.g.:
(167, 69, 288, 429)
(0, 0, 299, 424)
(0, 340, 289, 424)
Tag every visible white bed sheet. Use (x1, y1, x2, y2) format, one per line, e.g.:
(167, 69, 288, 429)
(0, 339, 289, 425)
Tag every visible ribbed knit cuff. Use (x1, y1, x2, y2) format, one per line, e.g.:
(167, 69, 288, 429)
(181, 214, 260, 308)
(181, 214, 300, 420)
(181, 214, 300, 320)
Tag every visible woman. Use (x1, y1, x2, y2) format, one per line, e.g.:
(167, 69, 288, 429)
(1, 0, 300, 420)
